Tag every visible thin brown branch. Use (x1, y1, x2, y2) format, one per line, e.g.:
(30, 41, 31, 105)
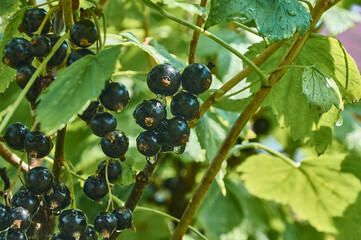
(53, 127, 67, 181)
(0, 143, 29, 174)
(188, 0, 208, 64)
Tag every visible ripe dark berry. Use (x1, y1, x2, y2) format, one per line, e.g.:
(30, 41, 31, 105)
(9, 207, 31, 230)
(83, 175, 108, 201)
(160, 143, 174, 153)
(25, 83, 40, 104)
(171, 91, 200, 121)
(11, 189, 40, 216)
(27, 166, 54, 195)
(80, 225, 98, 240)
(133, 99, 166, 130)
(47, 35, 68, 67)
(50, 233, 67, 240)
(70, 20, 98, 47)
(0, 203, 11, 231)
(15, 66, 37, 89)
(147, 64, 181, 96)
(30, 35, 51, 57)
(159, 117, 190, 146)
(100, 130, 129, 159)
(78, 101, 104, 123)
(58, 209, 88, 240)
(6, 228, 27, 240)
(94, 212, 117, 239)
(4, 123, 29, 151)
(97, 159, 122, 183)
(24, 131, 53, 158)
(36, 75, 55, 92)
(44, 182, 71, 212)
(252, 117, 271, 135)
(2, 38, 33, 69)
(112, 207, 132, 230)
(90, 112, 117, 137)
(21, 8, 50, 36)
(99, 82, 130, 113)
(66, 48, 95, 66)
(136, 131, 161, 157)
(181, 63, 212, 95)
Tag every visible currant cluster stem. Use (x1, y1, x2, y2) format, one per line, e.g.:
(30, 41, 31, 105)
(0, 143, 29, 173)
(62, 0, 74, 31)
(53, 126, 67, 181)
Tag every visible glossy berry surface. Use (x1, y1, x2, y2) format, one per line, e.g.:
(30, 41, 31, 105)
(78, 101, 104, 123)
(9, 207, 31, 230)
(171, 91, 200, 121)
(181, 63, 212, 95)
(90, 112, 117, 137)
(100, 130, 129, 159)
(112, 207, 132, 230)
(99, 82, 130, 112)
(50, 233, 67, 240)
(30, 35, 51, 57)
(6, 228, 27, 240)
(70, 20, 98, 47)
(27, 166, 54, 195)
(25, 83, 40, 104)
(66, 48, 95, 66)
(47, 35, 68, 67)
(94, 212, 117, 238)
(44, 182, 71, 212)
(80, 225, 98, 240)
(133, 99, 166, 130)
(0, 203, 10, 231)
(97, 159, 122, 183)
(58, 209, 88, 239)
(2, 38, 33, 69)
(11, 189, 40, 216)
(4, 122, 29, 151)
(147, 64, 181, 96)
(15, 66, 37, 89)
(21, 8, 50, 36)
(136, 131, 161, 157)
(83, 175, 108, 201)
(159, 117, 190, 146)
(24, 131, 53, 158)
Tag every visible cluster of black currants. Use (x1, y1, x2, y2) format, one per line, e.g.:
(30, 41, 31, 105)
(134, 63, 212, 157)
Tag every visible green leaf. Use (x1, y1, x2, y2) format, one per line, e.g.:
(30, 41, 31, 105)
(36, 45, 121, 134)
(150, 0, 207, 16)
(205, 0, 311, 43)
(120, 32, 186, 69)
(0, 7, 28, 93)
(239, 153, 361, 233)
(0, 0, 19, 17)
(322, 6, 361, 36)
(302, 65, 344, 113)
(118, 158, 136, 186)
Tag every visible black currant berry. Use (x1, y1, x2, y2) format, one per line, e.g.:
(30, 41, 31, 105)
(0, 203, 11, 231)
(171, 91, 200, 121)
(90, 112, 117, 137)
(58, 209, 87, 240)
(99, 82, 130, 113)
(44, 182, 71, 212)
(21, 8, 50, 37)
(133, 99, 166, 130)
(136, 131, 161, 157)
(11, 189, 40, 216)
(97, 159, 122, 183)
(66, 48, 95, 66)
(4, 123, 29, 151)
(159, 117, 190, 146)
(112, 207, 132, 230)
(25, 83, 40, 104)
(94, 212, 117, 239)
(83, 176, 108, 201)
(80, 225, 98, 240)
(27, 166, 54, 195)
(70, 20, 98, 48)
(160, 143, 174, 153)
(47, 35, 68, 67)
(14, 66, 37, 89)
(147, 64, 181, 96)
(100, 130, 129, 159)
(50, 233, 67, 240)
(78, 101, 104, 123)
(181, 63, 212, 95)
(9, 207, 31, 230)
(30, 35, 51, 57)
(2, 38, 33, 69)
(6, 228, 27, 240)
(252, 117, 271, 135)
(36, 75, 55, 92)
(24, 131, 53, 158)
